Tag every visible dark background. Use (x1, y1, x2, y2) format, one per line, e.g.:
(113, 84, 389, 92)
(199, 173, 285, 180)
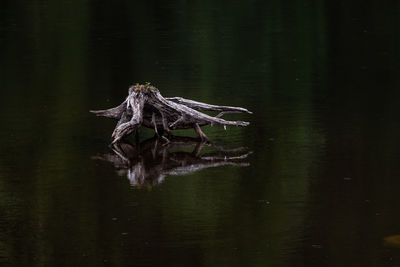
(0, 0, 399, 266)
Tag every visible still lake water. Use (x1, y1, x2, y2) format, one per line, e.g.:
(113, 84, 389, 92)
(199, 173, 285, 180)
(1, 1, 399, 266)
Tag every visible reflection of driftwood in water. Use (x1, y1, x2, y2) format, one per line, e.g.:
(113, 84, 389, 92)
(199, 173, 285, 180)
(93, 137, 251, 187)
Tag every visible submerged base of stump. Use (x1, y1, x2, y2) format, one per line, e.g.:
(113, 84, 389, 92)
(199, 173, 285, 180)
(90, 84, 252, 144)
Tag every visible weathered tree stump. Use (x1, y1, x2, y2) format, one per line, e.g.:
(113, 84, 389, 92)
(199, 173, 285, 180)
(90, 83, 252, 144)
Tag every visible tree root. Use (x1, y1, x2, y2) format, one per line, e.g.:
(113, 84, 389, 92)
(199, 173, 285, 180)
(90, 84, 252, 144)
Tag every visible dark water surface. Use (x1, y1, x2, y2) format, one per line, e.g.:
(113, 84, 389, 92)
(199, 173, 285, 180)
(1, 1, 400, 266)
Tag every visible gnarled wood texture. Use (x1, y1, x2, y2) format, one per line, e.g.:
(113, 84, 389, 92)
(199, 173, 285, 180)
(90, 84, 252, 143)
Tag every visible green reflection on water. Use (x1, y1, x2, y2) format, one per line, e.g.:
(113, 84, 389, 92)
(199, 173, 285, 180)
(2, 0, 399, 266)
(0, 0, 327, 265)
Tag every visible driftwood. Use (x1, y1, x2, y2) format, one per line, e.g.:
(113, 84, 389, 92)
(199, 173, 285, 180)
(93, 137, 251, 187)
(90, 84, 252, 143)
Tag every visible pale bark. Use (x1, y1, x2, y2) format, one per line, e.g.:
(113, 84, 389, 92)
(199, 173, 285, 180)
(90, 84, 251, 143)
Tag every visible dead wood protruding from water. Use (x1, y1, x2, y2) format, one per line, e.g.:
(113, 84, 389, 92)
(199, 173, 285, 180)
(90, 84, 252, 143)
